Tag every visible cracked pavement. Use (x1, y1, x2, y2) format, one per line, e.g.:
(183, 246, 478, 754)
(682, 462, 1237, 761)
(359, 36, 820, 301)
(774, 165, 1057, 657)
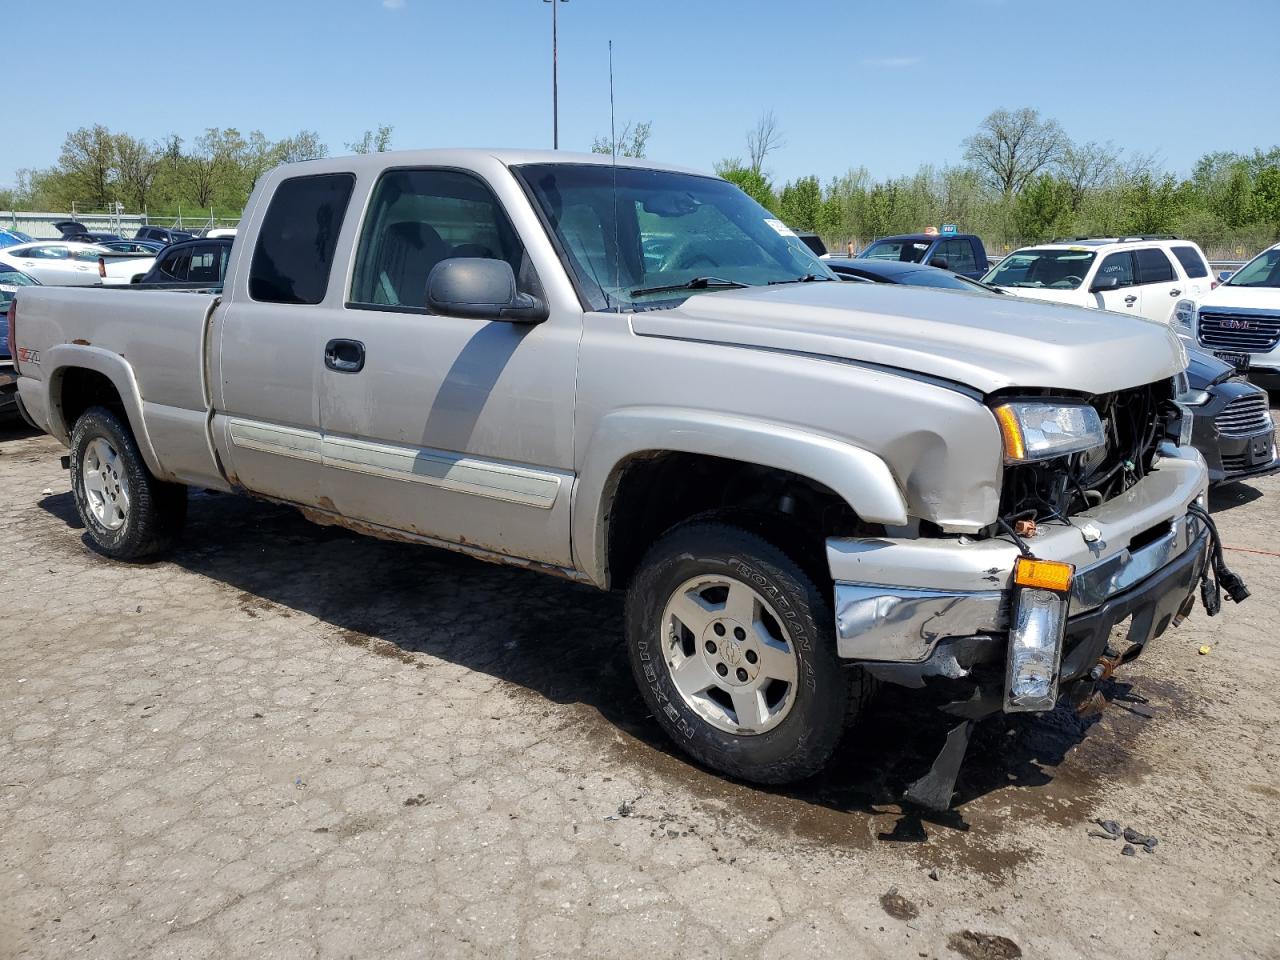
(2, 423, 1279, 959)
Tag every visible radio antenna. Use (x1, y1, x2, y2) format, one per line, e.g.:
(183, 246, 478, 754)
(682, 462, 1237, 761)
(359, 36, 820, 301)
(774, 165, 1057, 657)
(609, 39, 621, 307)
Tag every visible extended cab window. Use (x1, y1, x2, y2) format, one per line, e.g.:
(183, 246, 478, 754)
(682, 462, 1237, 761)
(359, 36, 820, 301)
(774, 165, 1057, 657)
(249, 173, 355, 304)
(934, 238, 977, 274)
(1170, 245, 1208, 279)
(350, 168, 534, 309)
(1134, 248, 1175, 284)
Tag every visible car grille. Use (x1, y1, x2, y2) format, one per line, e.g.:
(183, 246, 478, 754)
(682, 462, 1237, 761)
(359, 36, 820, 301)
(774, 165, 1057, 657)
(1198, 310, 1280, 353)
(1215, 393, 1273, 439)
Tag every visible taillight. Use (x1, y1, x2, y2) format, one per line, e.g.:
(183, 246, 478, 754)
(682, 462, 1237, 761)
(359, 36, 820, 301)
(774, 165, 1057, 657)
(7, 297, 17, 374)
(98, 257, 106, 279)
(1211, 280, 1219, 290)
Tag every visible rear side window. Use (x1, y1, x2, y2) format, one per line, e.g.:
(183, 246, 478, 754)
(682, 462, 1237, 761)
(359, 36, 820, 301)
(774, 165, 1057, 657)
(1170, 245, 1208, 279)
(1135, 248, 1175, 284)
(249, 173, 355, 304)
(159, 249, 191, 280)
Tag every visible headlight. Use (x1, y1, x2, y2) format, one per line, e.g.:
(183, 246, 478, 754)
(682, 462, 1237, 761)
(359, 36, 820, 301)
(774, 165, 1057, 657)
(1173, 298, 1197, 333)
(993, 402, 1106, 463)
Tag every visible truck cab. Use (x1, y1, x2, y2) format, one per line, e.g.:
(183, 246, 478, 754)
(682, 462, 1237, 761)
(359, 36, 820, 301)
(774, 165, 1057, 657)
(856, 231, 990, 279)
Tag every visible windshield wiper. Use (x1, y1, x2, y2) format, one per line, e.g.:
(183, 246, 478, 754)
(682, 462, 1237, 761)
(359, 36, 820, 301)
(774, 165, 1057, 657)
(629, 276, 747, 297)
(768, 273, 835, 285)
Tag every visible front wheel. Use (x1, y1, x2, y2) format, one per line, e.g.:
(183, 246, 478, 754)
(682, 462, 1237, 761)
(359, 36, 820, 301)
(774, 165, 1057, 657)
(70, 405, 187, 560)
(625, 520, 865, 784)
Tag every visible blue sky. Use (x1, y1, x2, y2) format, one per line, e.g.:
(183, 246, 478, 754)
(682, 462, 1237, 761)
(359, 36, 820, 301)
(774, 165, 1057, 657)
(5, 0, 1278, 190)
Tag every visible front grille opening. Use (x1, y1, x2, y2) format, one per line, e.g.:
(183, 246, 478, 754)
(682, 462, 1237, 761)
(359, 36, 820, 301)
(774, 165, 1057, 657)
(994, 380, 1172, 529)
(1128, 520, 1172, 553)
(1199, 311, 1280, 353)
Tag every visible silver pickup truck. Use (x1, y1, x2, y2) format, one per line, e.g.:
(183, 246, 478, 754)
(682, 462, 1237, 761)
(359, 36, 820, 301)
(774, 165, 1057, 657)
(7, 150, 1240, 807)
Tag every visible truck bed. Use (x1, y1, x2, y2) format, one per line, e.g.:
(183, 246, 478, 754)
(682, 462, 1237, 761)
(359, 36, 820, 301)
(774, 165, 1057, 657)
(15, 284, 222, 485)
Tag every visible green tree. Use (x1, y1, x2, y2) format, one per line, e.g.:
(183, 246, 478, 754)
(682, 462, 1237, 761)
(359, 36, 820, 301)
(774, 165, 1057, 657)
(714, 160, 776, 212)
(777, 176, 823, 230)
(1011, 175, 1073, 242)
(58, 125, 117, 209)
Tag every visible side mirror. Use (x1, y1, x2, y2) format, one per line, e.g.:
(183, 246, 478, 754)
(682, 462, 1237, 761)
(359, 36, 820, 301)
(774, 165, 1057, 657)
(1218, 271, 1234, 283)
(928, 257, 949, 270)
(426, 258, 548, 324)
(1090, 275, 1120, 292)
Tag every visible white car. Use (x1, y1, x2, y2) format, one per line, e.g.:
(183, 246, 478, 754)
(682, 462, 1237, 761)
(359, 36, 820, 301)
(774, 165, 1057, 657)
(983, 237, 1216, 325)
(0, 241, 155, 286)
(1178, 241, 1280, 385)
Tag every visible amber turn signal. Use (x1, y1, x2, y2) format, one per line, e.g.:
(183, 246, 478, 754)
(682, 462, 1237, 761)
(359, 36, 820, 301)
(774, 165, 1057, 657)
(1013, 557, 1074, 593)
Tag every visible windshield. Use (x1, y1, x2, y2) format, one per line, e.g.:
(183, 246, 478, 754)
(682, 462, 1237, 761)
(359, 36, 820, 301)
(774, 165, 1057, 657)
(858, 238, 930, 263)
(984, 248, 1097, 289)
(1226, 246, 1280, 288)
(896, 269, 997, 293)
(0, 265, 39, 287)
(516, 163, 834, 311)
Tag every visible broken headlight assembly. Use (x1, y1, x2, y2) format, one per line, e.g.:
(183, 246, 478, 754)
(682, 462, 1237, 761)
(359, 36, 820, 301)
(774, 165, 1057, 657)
(993, 402, 1106, 463)
(1005, 556, 1075, 712)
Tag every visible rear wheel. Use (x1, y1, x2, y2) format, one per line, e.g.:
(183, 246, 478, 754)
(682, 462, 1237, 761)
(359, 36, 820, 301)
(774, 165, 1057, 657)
(625, 520, 868, 784)
(70, 406, 186, 559)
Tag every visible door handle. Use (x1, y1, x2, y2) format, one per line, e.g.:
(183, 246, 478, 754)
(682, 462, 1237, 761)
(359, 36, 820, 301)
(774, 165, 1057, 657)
(1170, 288, 1182, 297)
(1124, 295, 1137, 305)
(324, 338, 365, 373)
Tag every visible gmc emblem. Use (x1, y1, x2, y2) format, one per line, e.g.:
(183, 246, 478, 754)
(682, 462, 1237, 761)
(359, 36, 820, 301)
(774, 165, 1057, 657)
(1222, 319, 1255, 330)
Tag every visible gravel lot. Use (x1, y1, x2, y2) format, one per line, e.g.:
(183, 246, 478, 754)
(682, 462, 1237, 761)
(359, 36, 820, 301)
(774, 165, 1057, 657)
(2, 420, 1278, 960)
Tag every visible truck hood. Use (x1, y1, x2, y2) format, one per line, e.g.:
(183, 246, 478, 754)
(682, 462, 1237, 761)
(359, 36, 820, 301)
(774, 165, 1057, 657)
(1197, 285, 1280, 310)
(630, 283, 1183, 395)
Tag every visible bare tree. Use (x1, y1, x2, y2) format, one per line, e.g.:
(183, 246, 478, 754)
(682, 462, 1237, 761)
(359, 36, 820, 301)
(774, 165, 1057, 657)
(346, 125, 394, 154)
(746, 110, 784, 176)
(963, 108, 1067, 196)
(113, 134, 161, 211)
(1057, 140, 1119, 210)
(590, 120, 652, 158)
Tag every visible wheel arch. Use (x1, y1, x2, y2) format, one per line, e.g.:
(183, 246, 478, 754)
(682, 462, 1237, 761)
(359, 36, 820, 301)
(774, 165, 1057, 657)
(573, 407, 908, 589)
(44, 345, 165, 478)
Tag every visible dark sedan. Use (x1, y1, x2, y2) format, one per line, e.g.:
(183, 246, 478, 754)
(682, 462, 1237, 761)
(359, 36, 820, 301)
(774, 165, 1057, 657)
(825, 256, 1003, 293)
(1182, 348, 1279, 485)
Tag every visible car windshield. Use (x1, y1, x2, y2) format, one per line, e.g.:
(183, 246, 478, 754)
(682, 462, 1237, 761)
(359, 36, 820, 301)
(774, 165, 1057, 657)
(858, 238, 930, 263)
(0, 265, 39, 286)
(1226, 247, 1280, 288)
(516, 163, 834, 311)
(984, 248, 1096, 289)
(894, 269, 994, 292)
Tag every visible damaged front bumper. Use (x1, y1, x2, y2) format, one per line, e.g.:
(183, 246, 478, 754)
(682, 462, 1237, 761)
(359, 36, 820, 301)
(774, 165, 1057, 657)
(827, 444, 1210, 716)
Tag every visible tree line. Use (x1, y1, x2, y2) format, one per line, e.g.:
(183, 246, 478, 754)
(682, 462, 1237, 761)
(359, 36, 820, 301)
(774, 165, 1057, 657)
(0, 124, 394, 219)
(714, 108, 1280, 258)
(6, 110, 1279, 257)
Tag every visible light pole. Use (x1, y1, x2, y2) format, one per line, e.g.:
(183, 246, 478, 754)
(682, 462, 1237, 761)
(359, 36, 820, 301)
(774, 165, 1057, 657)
(543, 0, 568, 148)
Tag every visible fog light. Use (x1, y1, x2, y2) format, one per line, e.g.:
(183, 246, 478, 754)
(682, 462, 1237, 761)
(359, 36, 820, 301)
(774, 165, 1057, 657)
(1004, 587, 1069, 713)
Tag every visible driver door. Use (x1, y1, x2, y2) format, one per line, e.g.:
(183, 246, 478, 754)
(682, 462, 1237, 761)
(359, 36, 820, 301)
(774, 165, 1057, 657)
(316, 167, 580, 566)
(1092, 251, 1140, 314)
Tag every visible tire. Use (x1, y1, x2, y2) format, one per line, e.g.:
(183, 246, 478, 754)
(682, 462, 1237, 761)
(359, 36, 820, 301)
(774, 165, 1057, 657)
(625, 520, 869, 785)
(70, 405, 187, 560)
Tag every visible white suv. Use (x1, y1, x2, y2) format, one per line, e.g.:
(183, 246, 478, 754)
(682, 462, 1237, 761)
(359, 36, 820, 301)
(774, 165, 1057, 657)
(983, 236, 1216, 325)
(1181, 241, 1280, 383)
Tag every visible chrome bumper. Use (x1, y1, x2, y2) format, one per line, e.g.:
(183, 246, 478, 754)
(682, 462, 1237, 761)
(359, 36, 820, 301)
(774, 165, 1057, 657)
(830, 445, 1209, 662)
